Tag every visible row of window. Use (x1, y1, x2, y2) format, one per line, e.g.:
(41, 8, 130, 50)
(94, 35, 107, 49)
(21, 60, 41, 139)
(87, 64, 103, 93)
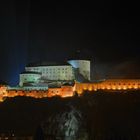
(43, 75, 73, 79)
(21, 75, 40, 78)
(105, 83, 140, 85)
(27, 67, 71, 71)
(43, 71, 72, 74)
(21, 73, 73, 78)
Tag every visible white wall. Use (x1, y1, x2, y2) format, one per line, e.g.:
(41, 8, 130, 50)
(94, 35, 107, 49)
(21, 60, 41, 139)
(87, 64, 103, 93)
(19, 73, 41, 86)
(25, 65, 75, 81)
(67, 60, 91, 80)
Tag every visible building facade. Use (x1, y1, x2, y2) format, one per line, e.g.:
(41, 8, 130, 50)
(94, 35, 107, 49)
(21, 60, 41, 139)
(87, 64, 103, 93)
(19, 72, 42, 86)
(25, 65, 74, 81)
(19, 60, 91, 87)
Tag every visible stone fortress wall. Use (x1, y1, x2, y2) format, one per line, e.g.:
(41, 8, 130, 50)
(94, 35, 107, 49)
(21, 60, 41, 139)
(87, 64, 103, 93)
(0, 60, 140, 102)
(0, 79, 140, 102)
(75, 79, 140, 94)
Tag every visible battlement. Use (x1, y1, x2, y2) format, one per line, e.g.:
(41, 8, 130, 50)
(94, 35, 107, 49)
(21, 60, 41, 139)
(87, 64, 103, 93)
(75, 79, 140, 94)
(0, 79, 140, 102)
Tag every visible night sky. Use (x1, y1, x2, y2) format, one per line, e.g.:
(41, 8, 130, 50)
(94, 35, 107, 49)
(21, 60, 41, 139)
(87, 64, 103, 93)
(0, 0, 140, 85)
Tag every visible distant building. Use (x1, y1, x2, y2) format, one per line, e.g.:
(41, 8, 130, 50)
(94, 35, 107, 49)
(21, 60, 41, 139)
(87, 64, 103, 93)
(19, 60, 91, 87)
(0, 59, 140, 102)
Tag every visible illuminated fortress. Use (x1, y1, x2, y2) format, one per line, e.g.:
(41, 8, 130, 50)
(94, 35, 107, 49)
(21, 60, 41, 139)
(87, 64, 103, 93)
(19, 60, 90, 87)
(0, 60, 140, 102)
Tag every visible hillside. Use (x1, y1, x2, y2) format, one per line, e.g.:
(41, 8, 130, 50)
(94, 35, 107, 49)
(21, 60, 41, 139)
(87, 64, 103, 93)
(0, 90, 140, 138)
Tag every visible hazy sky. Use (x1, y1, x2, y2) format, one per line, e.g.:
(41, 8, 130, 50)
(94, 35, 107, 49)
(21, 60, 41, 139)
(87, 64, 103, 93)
(0, 0, 140, 85)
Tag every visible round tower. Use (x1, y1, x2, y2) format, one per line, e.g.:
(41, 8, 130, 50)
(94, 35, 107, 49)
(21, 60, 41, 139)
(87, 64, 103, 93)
(67, 60, 91, 81)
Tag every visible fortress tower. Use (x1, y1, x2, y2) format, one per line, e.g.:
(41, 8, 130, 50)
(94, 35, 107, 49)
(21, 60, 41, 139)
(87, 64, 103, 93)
(67, 60, 91, 81)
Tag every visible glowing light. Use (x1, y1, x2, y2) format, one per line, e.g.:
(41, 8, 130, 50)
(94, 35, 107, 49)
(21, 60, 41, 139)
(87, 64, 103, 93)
(134, 85, 138, 89)
(101, 86, 105, 90)
(128, 85, 132, 89)
(83, 86, 87, 90)
(112, 86, 116, 90)
(123, 86, 127, 90)
(117, 86, 121, 90)
(107, 86, 111, 90)
(88, 85, 92, 91)
(94, 88, 97, 91)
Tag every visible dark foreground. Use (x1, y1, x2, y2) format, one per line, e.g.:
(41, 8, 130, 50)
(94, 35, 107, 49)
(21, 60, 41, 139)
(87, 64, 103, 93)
(0, 90, 140, 139)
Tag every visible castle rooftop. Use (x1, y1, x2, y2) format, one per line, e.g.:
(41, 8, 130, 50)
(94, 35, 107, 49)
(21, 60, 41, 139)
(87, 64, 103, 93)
(26, 61, 71, 67)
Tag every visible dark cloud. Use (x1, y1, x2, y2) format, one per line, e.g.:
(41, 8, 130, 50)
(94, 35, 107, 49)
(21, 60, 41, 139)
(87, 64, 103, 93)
(108, 60, 140, 79)
(92, 59, 140, 80)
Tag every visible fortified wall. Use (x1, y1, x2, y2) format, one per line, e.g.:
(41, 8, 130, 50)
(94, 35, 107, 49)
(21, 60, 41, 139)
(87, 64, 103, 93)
(0, 85, 74, 102)
(75, 79, 140, 95)
(0, 79, 140, 102)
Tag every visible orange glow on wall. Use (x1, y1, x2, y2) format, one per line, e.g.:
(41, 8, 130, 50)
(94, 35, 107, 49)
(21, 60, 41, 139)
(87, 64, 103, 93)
(74, 79, 140, 94)
(0, 79, 140, 102)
